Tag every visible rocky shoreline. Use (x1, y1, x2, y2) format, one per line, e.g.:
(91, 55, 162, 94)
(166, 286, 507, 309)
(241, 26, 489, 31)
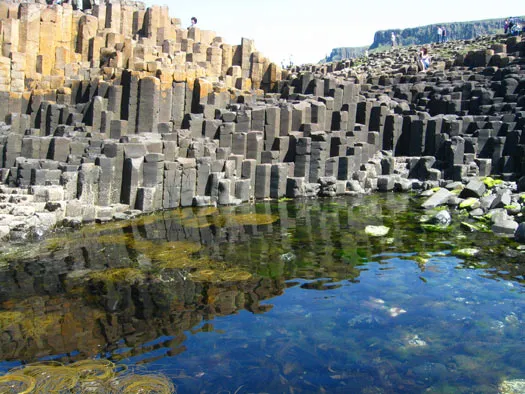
(0, 1, 524, 244)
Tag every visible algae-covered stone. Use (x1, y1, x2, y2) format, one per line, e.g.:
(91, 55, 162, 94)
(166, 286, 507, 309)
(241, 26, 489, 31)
(365, 225, 390, 237)
(459, 197, 480, 210)
(482, 177, 503, 189)
(460, 222, 482, 232)
(453, 248, 480, 257)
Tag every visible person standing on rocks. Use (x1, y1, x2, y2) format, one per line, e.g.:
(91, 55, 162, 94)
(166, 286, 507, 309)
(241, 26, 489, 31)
(391, 32, 396, 47)
(504, 18, 509, 34)
(437, 26, 442, 43)
(441, 26, 447, 43)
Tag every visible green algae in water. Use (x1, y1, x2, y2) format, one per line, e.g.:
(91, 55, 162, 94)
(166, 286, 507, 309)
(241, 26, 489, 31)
(190, 268, 253, 282)
(132, 239, 203, 268)
(421, 223, 452, 233)
(230, 213, 279, 226)
(0, 193, 523, 393)
(88, 267, 146, 284)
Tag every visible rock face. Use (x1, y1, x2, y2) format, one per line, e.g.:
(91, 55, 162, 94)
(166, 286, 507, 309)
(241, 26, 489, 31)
(370, 18, 517, 49)
(324, 17, 520, 61)
(0, 1, 524, 240)
(323, 46, 368, 62)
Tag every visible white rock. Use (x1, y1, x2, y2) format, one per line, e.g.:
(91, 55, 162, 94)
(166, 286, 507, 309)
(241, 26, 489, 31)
(365, 225, 390, 237)
(499, 379, 525, 394)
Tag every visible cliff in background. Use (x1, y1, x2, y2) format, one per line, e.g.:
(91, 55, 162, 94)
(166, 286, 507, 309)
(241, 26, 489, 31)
(323, 46, 368, 63)
(323, 17, 517, 62)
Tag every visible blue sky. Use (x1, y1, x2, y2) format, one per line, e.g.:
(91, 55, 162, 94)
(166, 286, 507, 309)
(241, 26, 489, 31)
(145, 0, 522, 65)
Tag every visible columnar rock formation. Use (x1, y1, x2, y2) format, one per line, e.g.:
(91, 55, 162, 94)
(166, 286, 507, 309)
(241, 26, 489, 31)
(0, 0, 524, 240)
(0, 0, 278, 94)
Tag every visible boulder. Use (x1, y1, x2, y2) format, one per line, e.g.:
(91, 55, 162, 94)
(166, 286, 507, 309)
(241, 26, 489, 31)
(492, 219, 518, 235)
(421, 188, 453, 209)
(459, 179, 486, 198)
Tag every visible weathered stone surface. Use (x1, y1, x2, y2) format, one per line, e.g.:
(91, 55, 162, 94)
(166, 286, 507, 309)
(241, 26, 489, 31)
(0, 10, 524, 240)
(459, 179, 486, 198)
(421, 188, 453, 209)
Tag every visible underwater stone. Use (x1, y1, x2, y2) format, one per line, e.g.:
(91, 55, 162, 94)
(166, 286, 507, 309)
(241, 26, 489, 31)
(365, 225, 390, 237)
(499, 379, 525, 394)
(429, 210, 452, 226)
(454, 248, 480, 257)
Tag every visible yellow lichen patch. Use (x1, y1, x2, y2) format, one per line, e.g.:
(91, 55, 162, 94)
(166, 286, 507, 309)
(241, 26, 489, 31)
(0, 311, 24, 330)
(190, 268, 253, 282)
(230, 213, 279, 226)
(88, 268, 146, 285)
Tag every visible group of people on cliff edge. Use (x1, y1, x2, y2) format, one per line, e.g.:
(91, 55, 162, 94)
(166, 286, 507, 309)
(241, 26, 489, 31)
(436, 26, 447, 43)
(504, 17, 523, 36)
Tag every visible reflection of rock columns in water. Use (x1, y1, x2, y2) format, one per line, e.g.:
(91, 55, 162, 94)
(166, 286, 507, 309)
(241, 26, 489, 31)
(0, 272, 284, 363)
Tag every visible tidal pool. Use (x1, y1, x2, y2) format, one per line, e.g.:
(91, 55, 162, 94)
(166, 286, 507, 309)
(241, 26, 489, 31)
(0, 193, 523, 393)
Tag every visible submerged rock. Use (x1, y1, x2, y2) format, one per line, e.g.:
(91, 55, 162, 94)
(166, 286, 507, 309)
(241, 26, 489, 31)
(428, 210, 452, 226)
(499, 379, 525, 394)
(454, 248, 480, 257)
(405, 334, 428, 347)
(365, 225, 390, 237)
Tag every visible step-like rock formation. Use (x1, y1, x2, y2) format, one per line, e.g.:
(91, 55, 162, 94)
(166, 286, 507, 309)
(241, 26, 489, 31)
(0, 0, 524, 240)
(0, 0, 279, 94)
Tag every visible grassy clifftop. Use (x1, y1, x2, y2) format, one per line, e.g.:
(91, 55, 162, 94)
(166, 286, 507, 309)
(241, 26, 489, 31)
(323, 17, 520, 62)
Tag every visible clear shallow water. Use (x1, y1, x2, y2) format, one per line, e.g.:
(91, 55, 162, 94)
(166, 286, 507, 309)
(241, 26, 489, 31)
(0, 193, 523, 393)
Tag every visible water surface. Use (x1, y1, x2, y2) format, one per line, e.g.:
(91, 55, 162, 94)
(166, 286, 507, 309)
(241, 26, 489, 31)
(0, 193, 523, 393)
